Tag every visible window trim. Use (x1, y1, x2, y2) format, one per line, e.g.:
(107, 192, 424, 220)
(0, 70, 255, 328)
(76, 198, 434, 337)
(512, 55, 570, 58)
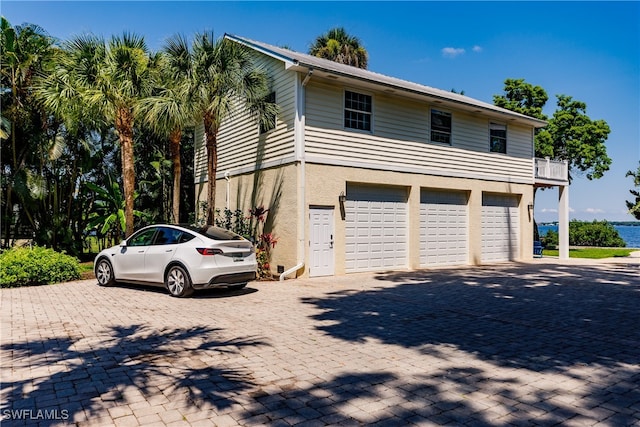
(430, 109, 452, 145)
(343, 89, 373, 133)
(489, 122, 507, 154)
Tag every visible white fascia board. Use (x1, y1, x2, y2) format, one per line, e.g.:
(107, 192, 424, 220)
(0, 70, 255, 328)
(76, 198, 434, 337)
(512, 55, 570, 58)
(224, 33, 296, 69)
(226, 34, 547, 129)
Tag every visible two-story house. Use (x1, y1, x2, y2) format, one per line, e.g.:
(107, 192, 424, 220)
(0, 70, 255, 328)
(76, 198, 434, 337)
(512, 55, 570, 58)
(194, 34, 569, 279)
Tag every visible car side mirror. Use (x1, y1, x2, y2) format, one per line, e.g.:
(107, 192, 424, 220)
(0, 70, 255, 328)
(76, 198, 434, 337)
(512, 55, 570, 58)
(119, 240, 127, 247)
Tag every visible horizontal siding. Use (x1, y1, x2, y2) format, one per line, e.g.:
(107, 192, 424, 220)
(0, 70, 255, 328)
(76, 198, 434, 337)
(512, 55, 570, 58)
(194, 54, 296, 183)
(305, 80, 535, 183)
(194, 124, 207, 183)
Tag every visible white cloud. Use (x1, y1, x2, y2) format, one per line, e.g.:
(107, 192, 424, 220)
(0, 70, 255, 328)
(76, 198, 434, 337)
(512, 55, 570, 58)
(585, 208, 605, 214)
(540, 208, 558, 213)
(442, 47, 465, 58)
(472, 45, 483, 53)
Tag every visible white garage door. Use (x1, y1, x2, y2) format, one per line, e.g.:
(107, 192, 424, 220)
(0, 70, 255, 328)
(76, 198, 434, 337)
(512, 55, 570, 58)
(482, 193, 520, 262)
(345, 185, 408, 273)
(420, 189, 469, 267)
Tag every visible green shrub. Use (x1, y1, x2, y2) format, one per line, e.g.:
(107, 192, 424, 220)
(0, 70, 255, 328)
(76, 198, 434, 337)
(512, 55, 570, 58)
(0, 247, 81, 288)
(542, 229, 559, 249)
(569, 220, 625, 247)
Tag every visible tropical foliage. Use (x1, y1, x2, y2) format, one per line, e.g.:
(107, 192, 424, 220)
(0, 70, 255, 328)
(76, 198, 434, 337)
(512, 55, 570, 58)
(37, 32, 162, 237)
(2, 15, 277, 276)
(626, 163, 640, 220)
(309, 27, 368, 69)
(214, 207, 278, 279)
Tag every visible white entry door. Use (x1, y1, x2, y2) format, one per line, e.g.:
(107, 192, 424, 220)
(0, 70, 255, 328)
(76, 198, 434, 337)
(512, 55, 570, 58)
(310, 208, 335, 277)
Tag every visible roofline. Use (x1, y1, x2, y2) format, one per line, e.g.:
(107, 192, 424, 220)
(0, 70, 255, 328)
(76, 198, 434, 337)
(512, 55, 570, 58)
(224, 33, 296, 68)
(224, 34, 548, 128)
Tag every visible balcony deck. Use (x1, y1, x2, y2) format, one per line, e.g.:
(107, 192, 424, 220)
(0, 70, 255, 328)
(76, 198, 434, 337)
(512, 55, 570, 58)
(535, 157, 568, 186)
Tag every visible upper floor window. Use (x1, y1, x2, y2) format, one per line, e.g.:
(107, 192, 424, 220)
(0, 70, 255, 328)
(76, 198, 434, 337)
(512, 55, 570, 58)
(430, 109, 451, 144)
(344, 90, 372, 131)
(259, 92, 277, 134)
(489, 123, 507, 153)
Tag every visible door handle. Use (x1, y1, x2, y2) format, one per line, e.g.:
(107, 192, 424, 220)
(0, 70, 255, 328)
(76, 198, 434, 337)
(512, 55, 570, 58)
(329, 234, 334, 249)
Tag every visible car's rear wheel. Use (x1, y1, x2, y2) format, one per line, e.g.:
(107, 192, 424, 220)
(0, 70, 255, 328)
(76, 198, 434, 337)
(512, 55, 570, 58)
(95, 258, 116, 286)
(165, 265, 193, 298)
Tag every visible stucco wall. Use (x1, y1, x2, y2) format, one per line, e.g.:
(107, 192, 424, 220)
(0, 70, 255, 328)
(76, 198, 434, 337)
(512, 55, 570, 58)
(304, 163, 535, 276)
(195, 164, 299, 276)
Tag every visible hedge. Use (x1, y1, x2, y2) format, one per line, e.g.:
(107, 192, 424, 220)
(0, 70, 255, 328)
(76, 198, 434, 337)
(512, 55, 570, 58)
(0, 246, 81, 288)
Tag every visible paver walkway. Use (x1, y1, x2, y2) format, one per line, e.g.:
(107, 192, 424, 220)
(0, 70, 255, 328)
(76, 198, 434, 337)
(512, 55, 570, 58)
(1, 260, 639, 426)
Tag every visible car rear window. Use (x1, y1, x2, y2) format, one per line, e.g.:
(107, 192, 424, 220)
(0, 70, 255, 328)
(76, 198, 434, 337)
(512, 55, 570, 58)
(185, 225, 244, 241)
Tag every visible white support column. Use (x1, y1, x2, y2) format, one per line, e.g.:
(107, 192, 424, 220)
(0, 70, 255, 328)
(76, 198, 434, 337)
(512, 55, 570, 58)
(558, 185, 569, 260)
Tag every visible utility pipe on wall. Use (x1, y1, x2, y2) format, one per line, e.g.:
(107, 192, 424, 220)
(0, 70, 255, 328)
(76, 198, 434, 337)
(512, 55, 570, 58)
(224, 170, 230, 210)
(280, 69, 312, 281)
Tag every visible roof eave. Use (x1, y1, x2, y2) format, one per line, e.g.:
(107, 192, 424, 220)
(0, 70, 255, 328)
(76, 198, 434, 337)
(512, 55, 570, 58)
(225, 34, 548, 129)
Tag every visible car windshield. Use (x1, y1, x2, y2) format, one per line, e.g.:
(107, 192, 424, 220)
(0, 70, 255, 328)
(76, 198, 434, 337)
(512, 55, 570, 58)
(185, 225, 244, 241)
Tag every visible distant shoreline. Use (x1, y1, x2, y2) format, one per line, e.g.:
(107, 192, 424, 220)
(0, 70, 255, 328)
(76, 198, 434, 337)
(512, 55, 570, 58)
(539, 221, 640, 226)
(538, 223, 640, 248)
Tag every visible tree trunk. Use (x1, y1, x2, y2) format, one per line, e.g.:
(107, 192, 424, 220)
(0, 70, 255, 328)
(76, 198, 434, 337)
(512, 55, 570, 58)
(169, 128, 182, 224)
(116, 108, 136, 238)
(204, 114, 218, 225)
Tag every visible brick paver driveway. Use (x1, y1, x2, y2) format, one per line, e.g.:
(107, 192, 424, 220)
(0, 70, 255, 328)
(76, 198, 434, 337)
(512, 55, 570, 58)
(2, 261, 639, 426)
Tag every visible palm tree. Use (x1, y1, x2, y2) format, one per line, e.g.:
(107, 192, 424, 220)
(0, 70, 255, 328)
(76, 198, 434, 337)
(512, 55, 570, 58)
(309, 27, 368, 69)
(187, 32, 277, 224)
(139, 35, 193, 224)
(37, 32, 160, 237)
(1, 17, 56, 244)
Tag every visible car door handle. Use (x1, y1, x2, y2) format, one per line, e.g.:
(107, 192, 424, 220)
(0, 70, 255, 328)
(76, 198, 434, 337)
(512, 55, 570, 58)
(165, 249, 174, 253)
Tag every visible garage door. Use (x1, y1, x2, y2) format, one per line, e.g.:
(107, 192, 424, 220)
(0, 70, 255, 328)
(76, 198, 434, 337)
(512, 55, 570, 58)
(420, 189, 469, 267)
(482, 193, 520, 262)
(345, 184, 408, 272)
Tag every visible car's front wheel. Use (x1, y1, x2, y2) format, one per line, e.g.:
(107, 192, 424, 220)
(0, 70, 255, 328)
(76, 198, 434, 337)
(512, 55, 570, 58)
(165, 265, 193, 298)
(95, 258, 116, 286)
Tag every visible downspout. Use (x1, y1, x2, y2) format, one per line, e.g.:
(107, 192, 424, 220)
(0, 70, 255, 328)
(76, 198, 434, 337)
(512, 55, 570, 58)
(224, 170, 230, 209)
(280, 68, 312, 281)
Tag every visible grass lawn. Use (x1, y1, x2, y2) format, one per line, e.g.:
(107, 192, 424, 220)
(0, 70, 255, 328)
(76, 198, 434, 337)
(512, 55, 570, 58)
(79, 261, 95, 280)
(542, 247, 637, 259)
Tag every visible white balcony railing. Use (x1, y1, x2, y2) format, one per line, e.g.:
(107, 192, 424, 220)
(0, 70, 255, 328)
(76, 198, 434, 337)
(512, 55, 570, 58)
(535, 157, 568, 183)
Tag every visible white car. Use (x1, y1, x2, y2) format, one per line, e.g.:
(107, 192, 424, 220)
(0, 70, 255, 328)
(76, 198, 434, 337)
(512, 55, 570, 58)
(94, 224, 257, 297)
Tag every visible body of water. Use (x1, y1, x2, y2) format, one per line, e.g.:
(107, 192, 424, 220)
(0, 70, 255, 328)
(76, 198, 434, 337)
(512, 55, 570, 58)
(538, 224, 640, 249)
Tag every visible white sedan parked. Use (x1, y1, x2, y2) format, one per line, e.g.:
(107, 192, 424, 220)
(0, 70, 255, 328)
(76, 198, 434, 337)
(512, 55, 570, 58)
(94, 224, 257, 297)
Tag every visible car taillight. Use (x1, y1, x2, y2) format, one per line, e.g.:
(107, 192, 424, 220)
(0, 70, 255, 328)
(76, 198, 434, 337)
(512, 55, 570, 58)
(196, 248, 223, 255)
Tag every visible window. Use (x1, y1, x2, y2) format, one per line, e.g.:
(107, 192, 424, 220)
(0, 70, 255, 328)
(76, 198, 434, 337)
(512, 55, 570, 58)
(489, 123, 507, 153)
(128, 228, 157, 247)
(344, 90, 372, 131)
(431, 109, 452, 144)
(153, 227, 184, 245)
(185, 225, 244, 241)
(259, 92, 276, 134)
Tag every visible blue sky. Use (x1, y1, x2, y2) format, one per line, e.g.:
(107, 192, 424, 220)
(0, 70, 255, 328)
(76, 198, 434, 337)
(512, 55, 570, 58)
(3, 1, 639, 222)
